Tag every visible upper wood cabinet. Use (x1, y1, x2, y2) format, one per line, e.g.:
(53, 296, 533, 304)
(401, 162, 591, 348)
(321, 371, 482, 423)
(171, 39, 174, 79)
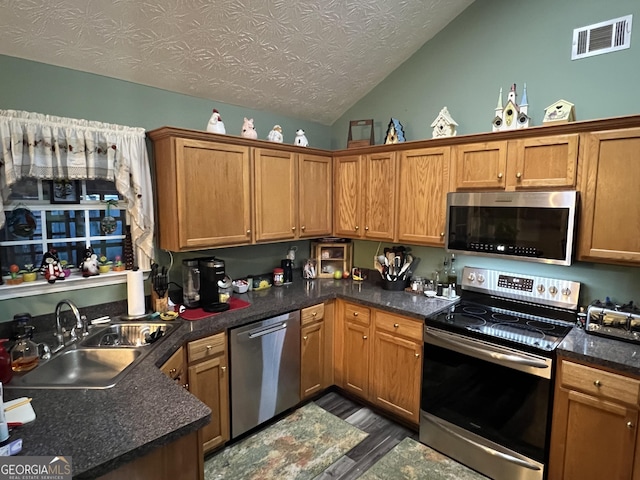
(396, 147, 450, 246)
(298, 152, 333, 238)
(578, 128, 640, 264)
(333, 152, 396, 241)
(150, 134, 252, 251)
(452, 134, 579, 191)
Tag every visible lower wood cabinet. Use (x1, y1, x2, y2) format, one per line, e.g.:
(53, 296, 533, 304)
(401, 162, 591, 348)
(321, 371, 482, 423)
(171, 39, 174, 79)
(300, 302, 334, 399)
(187, 332, 230, 454)
(549, 358, 640, 480)
(335, 300, 423, 425)
(160, 345, 188, 388)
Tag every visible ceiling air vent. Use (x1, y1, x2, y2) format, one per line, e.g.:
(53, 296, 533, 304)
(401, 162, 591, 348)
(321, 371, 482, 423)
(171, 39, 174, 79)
(571, 14, 632, 60)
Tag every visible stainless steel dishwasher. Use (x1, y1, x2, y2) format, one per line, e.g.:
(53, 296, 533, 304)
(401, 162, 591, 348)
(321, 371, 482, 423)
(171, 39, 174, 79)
(229, 310, 301, 438)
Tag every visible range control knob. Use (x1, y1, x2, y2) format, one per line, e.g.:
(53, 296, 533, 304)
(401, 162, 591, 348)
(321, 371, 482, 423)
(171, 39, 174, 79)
(477, 274, 485, 284)
(537, 284, 545, 293)
(561, 287, 572, 296)
(549, 286, 558, 295)
(467, 272, 476, 282)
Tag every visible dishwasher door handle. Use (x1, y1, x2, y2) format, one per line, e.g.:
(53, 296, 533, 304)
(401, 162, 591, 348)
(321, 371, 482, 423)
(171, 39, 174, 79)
(248, 322, 288, 338)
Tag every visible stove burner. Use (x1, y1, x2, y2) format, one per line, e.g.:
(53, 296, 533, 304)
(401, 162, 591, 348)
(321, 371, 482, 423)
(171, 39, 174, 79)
(463, 306, 488, 316)
(447, 313, 487, 327)
(493, 323, 546, 339)
(491, 313, 518, 323)
(526, 320, 557, 331)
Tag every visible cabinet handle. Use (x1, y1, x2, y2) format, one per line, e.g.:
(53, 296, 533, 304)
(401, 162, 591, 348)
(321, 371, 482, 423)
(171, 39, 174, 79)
(206, 345, 212, 351)
(394, 323, 399, 328)
(353, 312, 359, 317)
(362, 335, 367, 340)
(246, 229, 251, 235)
(516, 172, 522, 179)
(365, 226, 369, 231)
(497, 172, 503, 179)
(415, 353, 420, 358)
(169, 368, 176, 375)
(291, 226, 296, 231)
(312, 312, 317, 317)
(627, 421, 634, 429)
(440, 232, 445, 237)
(303, 335, 308, 341)
(594, 379, 602, 387)
(221, 366, 226, 372)
(184, 383, 189, 389)
(301, 225, 306, 231)
(355, 225, 359, 231)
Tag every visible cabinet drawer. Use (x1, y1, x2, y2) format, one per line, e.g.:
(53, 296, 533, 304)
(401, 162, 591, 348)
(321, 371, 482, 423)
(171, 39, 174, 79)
(344, 303, 370, 325)
(560, 360, 640, 406)
(301, 303, 325, 325)
(374, 311, 423, 341)
(187, 332, 226, 364)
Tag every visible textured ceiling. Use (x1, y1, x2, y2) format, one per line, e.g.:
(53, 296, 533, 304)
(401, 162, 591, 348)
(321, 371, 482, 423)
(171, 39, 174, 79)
(0, 0, 474, 125)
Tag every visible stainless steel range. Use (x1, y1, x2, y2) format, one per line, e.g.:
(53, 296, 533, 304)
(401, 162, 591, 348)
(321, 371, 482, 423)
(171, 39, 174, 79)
(420, 267, 580, 480)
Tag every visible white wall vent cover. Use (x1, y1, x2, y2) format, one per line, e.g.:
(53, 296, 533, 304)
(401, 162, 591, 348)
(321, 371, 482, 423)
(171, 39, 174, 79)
(572, 15, 632, 60)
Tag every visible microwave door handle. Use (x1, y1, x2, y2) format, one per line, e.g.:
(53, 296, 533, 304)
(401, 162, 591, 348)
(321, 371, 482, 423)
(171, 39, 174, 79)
(429, 415, 541, 471)
(425, 329, 550, 370)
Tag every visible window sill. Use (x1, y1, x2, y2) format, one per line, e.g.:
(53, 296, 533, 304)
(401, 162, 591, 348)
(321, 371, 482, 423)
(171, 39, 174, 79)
(0, 270, 133, 300)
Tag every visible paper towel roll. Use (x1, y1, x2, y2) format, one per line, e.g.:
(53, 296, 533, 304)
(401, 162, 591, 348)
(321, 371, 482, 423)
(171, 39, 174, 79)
(127, 269, 146, 316)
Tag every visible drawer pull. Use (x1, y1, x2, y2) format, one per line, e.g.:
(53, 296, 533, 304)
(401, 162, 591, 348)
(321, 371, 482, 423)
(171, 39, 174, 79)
(594, 379, 602, 387)
(394, 323, 399, 328)
(312, 312, 317, 317)
(206, 345, 212, 351)
(353, 312, 359, 317)
(169, 368, 176, 375)
(627, 421, 634, 429)
(362, 335, 368, 340)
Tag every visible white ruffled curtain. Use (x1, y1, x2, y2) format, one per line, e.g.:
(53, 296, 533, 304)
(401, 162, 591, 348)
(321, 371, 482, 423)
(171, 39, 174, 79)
(0, 109, 154, 270)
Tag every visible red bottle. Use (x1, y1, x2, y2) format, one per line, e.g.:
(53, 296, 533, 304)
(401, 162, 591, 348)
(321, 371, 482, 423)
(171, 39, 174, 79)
(0, 339, 13, 384)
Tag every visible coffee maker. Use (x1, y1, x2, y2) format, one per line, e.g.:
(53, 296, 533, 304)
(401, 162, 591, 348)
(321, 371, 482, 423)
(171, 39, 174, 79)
(198, 257, 230, 312)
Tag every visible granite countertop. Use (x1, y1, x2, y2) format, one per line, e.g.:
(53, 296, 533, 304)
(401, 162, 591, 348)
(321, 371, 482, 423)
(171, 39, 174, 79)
(3, 278, 454, 479)
(557, 327, 640, 377)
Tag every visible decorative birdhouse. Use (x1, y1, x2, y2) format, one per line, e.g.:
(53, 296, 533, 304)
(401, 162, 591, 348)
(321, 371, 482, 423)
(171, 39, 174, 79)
(384, 118, 406, 144)
(492, 83, 530, 132)
(431, 107, 458, 138)
(543, 99, 576, 124)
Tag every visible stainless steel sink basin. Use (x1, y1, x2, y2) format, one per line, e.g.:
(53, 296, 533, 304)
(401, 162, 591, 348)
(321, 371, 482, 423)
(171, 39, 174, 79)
(79, 322, 176, 348)
(8, 348, 142, 389)
(6, 322, 178, 390)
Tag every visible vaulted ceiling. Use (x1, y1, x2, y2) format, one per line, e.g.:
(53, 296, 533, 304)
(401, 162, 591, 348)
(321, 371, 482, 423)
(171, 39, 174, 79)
(0, 0, 474, 125)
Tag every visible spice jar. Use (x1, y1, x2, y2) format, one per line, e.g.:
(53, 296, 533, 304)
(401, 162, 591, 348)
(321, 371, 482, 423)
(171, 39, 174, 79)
(273, 267, 284, 286)
(411, 277, 424, 293)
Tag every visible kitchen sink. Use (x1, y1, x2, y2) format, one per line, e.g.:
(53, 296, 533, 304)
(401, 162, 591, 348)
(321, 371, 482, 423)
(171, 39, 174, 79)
(6, 322, 178, 390)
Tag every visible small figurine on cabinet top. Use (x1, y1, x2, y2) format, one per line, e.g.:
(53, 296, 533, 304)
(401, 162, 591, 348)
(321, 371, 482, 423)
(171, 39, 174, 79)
(80, 246, 100, 277)
(206, 108, 226, 134)
(384, 118, 405, 144)
(267, 125, 284, 143)
(240, 117, 258, 139)
(492, 83, 530, 132)
(431, 107, 458, 138)
(543, 99, 576, 124)
(40, 248, 65, 284)
(294, 129, 309, 147)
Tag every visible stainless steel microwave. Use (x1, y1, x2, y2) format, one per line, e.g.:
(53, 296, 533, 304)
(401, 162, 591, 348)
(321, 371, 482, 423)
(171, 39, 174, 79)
(445, 190, 579, 266)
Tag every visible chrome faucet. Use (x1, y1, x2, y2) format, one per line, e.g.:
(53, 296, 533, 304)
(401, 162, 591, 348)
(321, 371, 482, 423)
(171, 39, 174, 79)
(54, 299, 88, 351)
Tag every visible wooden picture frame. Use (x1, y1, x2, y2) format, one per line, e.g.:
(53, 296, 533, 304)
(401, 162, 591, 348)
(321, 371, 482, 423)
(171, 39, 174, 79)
(50, 180, 81, 204)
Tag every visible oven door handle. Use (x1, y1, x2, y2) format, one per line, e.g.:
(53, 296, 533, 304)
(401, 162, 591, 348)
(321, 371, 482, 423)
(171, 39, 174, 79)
(425, 329, 550, 371)
(429, 415, 542, 471)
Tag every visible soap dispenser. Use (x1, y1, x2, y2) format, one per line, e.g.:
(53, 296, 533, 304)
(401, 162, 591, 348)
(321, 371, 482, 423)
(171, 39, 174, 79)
(10, 313, 40, 372)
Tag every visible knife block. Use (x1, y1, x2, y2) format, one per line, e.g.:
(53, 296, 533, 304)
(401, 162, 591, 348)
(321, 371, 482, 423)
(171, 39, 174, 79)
(151, 290, 169, 313)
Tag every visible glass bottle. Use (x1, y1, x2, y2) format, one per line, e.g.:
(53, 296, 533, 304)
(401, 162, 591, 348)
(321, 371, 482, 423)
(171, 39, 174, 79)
(10, 325, 40, 372)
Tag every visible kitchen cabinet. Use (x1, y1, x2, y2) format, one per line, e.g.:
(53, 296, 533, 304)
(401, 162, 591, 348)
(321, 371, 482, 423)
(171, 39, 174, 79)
(187, 332, 229, 453)
(371, 310, 423, 424)
(549, 358, 640, 480)
(452, 134, 579, 191)
(160, 345, 188, 389)
(335, 301, 371, 399)
(578, 128, 640, 264)
(312, 241, 353, 278)
(150, 134, 252, 250)
(300, 302, 334, 399)
(396, 147, 451, 246)
(253, 149, 332, 242)
(333, 152, 396, 241)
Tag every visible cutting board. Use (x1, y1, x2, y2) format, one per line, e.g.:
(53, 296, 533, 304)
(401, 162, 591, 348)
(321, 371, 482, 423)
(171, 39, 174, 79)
(4, 397, 36, 424)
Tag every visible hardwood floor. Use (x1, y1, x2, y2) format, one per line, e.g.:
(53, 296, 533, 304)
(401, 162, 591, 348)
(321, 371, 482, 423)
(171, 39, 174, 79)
(312, 390, 419, 479)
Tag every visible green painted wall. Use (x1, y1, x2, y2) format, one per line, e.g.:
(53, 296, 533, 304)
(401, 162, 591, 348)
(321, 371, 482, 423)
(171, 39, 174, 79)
(332, 0, 640, 148)
(341, 0, 640, 305)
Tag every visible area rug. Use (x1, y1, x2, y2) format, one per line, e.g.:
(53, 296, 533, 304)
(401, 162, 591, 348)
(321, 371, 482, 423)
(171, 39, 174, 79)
(204, 402, 368, 480)
(359, 437, 489, 480)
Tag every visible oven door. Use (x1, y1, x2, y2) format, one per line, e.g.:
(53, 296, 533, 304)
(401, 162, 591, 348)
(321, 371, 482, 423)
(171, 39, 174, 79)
(420, 326, 552, 480)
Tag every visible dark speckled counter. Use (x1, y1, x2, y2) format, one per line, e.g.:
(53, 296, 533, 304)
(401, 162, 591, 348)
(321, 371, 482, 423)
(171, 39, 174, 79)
(3, 278, 455, 479)
(558, 327, 640, 377)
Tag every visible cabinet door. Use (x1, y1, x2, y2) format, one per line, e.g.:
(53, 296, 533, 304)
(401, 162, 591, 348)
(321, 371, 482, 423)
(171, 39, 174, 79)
(333, 155, 363, 237)
(550, 389, 637, 480)
(161, 346, 187, 388)
(371, 330, 422, 424)
(253, 148, 297, 242)
(397, 147, 450, 246)
(174, 139, 251, 249)
(578, 128, 640, 263)
(364, 152, 396, 241)
(508, 134, 579, 189)
(188, 355, 229, 453)
(343, 319, 370, 399)
(298, 153, 332, 238)
(301, 320, 325, 399)
(453, 141, 508, 190)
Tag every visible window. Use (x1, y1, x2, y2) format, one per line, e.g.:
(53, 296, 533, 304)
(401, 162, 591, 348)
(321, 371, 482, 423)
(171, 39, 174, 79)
(1, 179, 126, 274)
